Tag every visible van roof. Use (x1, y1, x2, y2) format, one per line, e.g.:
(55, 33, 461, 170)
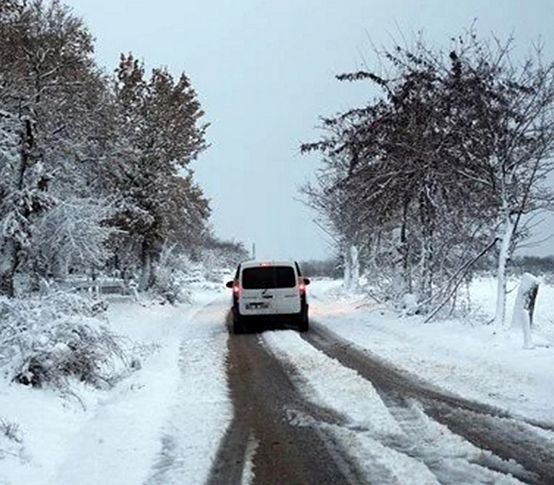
(240, 260, 296, 269)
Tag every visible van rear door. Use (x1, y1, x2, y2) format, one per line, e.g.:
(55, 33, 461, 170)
(239, 265, 301, 315)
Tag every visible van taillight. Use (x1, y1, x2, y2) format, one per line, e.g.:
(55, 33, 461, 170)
(233, 284, 240, 296)
(299, 281, 306, 295)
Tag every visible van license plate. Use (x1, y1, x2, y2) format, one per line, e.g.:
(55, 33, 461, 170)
(247, 302, 269, 309)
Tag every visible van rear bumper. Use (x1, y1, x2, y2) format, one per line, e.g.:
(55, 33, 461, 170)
(232, 304, 308, 323)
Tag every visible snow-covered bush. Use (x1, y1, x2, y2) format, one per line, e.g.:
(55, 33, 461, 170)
(0, 418, 21, 445)
(0, 417, 22, 461)
(151, 246, 195, 304)
(199, 238, 249, 281)
(399, 293, 419, 316)
(0, 292, 129, 389)
(31, 196, 116, 281)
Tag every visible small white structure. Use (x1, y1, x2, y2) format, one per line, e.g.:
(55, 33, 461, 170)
(343, 244, 360, 292)
(350, 245, 360, 291)
(510, 273, 540, 349)
(343, 248, 351, 290)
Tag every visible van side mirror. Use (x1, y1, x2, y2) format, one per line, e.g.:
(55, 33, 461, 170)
(303, 278, 311, 286)
(225, 281, 234, 289)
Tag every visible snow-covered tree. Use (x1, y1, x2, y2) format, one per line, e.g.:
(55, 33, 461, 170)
(302, 32, 554, 318)
(32, 196, 116, 279)
(472, 47, 554, 329)
(0, 0, 98, 296)
(113, 54, 210, 290)
(0, 2, 217, 297)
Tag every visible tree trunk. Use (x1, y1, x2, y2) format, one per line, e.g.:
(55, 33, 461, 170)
(400, 197, 412, 293)
(419, 237, 430, 298)
(350, 244, 360, 291)
(418, 195, 434, 301)
(343, 247, 351, 290)
(139, 238, 154, 291)
(0, 119, 34, 298)
(0, 239, 18, 297)
(493, 212, 515, 329)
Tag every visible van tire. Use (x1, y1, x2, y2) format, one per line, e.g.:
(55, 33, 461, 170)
(297, 308, 309, 332)
(233, 314, 248, 334)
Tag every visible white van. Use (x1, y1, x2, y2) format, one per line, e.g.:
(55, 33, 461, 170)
(226, 261, 310, 334)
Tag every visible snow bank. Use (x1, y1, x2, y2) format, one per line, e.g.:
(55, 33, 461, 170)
(311, 277, 554, 422)
(1, 299, 188, 485)
(145, 297, 232, 485)
(50, 303, 191, 485)
(0, 289, 232, 485)
(0, 379, 99, 484)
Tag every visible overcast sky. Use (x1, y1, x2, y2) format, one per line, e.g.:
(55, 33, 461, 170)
(68, 0, 554, 260)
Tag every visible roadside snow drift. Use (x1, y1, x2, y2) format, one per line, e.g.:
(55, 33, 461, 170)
(0, 292, 232, 485)
(310, 278, 554, 423)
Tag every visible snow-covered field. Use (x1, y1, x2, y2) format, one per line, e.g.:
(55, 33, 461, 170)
(0, 287, 231, 485)
(311, 277, 554, 423)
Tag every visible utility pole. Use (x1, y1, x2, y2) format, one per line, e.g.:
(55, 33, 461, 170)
(251, 243, 256, 260)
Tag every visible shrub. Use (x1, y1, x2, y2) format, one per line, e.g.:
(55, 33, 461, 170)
(0, 291, 129, 389)
(0, 418, 21, 444)
(0, 417, 23, 462)
(152, 248, 193, 304)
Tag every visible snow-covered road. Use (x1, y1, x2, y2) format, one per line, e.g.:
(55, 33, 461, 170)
(310, 279, 554, 424)
(2, 280, 554, 484)
(208, 322, 552, 484)
(206, 287, 553, 484)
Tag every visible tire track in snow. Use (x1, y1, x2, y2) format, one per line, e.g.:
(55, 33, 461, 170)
(145, 299, 232, 485)
(302, 323, 554, 484)
(207, 316, 369, 485)
(263, 330, 523, 484)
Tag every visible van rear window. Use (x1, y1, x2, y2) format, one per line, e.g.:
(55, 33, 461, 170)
(242, 266, 296, 289)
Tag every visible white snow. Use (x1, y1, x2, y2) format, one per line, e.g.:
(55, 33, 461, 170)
(262, 329, 523, 483)
(262, 330, 402, 438)
(2, 274, 552, 484)
(324, 423, 440, 485)
(310, 277, 554, 423)
(261, 331, 449, 482)
(145, 296, 232, 485)
(0, 289, 232, 485)
(240, 433, 258, 485)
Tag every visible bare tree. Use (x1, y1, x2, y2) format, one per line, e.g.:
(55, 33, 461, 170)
(302, 31, 554, 319)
